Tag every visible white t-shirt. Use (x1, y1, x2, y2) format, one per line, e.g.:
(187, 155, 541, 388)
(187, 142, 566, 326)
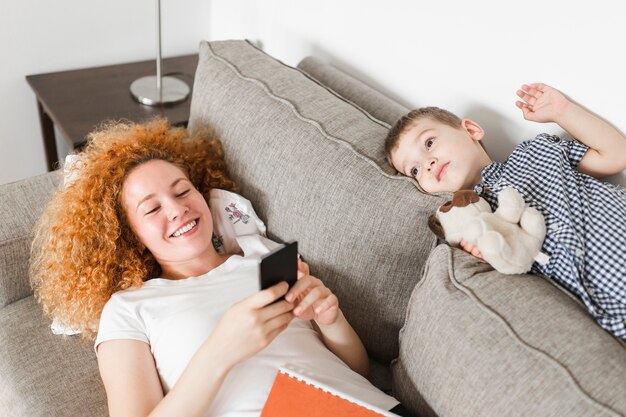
(95, 237, 398, 416)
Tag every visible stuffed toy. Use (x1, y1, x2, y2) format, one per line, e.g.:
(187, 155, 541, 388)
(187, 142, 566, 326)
(428, 187, 547, 274)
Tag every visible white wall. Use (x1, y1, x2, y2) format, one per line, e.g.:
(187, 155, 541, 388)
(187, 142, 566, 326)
(0, 0, 211, 185)
(2, 0, 625, 185)
(210, 0, 626, 186)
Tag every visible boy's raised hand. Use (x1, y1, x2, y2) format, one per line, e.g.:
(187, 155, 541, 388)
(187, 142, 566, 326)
(515, 83, 570, 124)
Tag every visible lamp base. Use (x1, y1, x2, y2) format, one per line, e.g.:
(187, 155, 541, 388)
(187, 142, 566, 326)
(130, 75, 190, 106)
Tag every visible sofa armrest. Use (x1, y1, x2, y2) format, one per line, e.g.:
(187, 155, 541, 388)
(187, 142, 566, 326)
(0, 296, 106, 416)
(0, 171, 61, 308)
(393, 244, 626, 417)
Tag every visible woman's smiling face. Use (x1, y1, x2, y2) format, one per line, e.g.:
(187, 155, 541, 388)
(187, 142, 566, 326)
(121, 159, 215, 270)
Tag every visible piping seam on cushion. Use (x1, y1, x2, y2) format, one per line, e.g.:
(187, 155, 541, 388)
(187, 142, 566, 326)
(244, 44, 395, 130)
(203, 41, 418, 187)
(397, 243, 441, 340)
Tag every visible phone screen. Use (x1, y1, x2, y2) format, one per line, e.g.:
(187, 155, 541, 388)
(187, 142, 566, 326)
(259, 241, 298, 291)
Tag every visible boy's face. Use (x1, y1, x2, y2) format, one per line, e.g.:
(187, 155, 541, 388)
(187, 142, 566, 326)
(390, 117, 491, 193)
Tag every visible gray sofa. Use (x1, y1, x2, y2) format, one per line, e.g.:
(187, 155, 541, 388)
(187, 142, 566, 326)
(1, 39, 625, 417)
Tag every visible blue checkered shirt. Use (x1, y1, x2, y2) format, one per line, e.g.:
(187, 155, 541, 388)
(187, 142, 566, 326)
(475, 133, 626, 339)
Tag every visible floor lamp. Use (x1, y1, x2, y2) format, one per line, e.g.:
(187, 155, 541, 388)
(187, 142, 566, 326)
(130, 0, 190, 106)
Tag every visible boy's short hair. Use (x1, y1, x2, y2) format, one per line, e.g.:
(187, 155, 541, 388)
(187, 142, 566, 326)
(384, 107, 462, 166)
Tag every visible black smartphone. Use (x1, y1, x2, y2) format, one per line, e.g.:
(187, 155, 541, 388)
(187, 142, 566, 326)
(259, 241, 298, 293)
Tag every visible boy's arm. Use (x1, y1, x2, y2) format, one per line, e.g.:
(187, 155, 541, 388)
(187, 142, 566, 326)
(516, 83, 626, 177)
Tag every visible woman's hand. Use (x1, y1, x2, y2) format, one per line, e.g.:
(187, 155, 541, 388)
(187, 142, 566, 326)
(285, 258, 369, 376)
(210, 282, 294, 368)
(460, 239, 484, 260)
(285, 259, 339, 326)
(100, 284, 294, 417)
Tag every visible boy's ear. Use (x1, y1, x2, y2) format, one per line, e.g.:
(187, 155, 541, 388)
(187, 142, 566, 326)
(461, 119, 484, 142)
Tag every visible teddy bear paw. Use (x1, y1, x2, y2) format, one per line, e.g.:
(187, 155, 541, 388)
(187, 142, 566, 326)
(520, 207, 547, 241)
(495, 187, 526, 224)
(477, 231, 506, 256)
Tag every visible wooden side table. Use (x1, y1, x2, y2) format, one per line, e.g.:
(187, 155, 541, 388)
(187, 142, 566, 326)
(26, 54, 198, 171)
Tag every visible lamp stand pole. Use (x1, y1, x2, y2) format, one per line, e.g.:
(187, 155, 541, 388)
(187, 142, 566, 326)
(130, 0, 190, 106)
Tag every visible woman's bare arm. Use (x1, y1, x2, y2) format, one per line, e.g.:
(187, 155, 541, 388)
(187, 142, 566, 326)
(97, 339, 231, 417)
(97, 283, 294, 417)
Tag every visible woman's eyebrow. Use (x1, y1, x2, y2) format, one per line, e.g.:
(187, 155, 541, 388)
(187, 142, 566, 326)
(136, 193, 156, 212)
(135, 178, 188, 212)
(171, 177, 188, 188)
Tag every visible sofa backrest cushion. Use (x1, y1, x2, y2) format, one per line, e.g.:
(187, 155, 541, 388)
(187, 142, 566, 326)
(297, 56, 409, 127)
(189, 40, 443, 363)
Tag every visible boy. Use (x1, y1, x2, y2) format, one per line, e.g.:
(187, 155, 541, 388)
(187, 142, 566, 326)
(385, 83, 626, 340)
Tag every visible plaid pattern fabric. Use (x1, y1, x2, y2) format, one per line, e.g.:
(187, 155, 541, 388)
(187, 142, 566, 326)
(475, 134, 626, 339)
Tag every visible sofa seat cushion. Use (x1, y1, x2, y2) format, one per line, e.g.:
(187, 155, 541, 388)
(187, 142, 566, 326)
(393, 244, 626, 417)
(0, 296, 107, 417)
(189, 40, 443, 364)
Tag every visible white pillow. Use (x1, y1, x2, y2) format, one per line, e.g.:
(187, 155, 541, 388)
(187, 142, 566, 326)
(53, 155, 267, 335)
(210, 188, 267, 255)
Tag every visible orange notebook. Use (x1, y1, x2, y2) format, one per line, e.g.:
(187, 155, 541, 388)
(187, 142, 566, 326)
(261, 365, 394, 417)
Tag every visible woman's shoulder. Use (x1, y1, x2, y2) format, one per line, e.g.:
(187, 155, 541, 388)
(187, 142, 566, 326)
(101, 284, 156, 317)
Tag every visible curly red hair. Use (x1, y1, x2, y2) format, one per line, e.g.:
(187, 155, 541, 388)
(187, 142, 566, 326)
(30, 118, 237, 338)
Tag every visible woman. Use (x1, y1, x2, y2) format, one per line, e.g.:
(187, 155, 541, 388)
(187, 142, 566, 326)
(30, 119, 413, 417)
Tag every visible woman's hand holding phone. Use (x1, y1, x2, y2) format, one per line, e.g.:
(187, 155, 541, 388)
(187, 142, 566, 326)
(210, 282, 294, 368)
(285, 259, 339, 326)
